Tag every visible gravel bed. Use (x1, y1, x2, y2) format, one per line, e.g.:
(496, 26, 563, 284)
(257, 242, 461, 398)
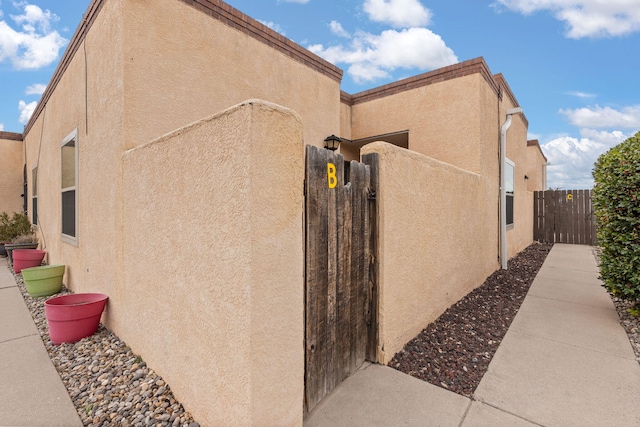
(592, 247, 640, 364)
(10, 266, 200, 427)
(389, 243, 640, 398)
(612, 297, 640, 363)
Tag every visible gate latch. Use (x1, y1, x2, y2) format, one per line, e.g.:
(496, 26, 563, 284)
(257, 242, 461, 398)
(367, 189, 376, 200)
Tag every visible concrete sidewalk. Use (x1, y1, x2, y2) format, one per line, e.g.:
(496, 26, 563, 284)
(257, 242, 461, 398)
(0, 257, 82, 427)
(305, 244, 640, 427)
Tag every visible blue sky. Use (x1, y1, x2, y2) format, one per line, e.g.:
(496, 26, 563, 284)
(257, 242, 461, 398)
(1, 0, 639, 189)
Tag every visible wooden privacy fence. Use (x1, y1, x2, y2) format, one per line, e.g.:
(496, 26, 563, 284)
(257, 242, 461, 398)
(304, 145, 378, 412)
(534, 189, 597, 245)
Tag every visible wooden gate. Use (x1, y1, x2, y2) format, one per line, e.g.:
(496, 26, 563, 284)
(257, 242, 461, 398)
(533, 189, 597, 245)
(304, 145, 378, 412)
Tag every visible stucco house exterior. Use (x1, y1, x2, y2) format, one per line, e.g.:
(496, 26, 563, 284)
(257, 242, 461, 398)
(0, 0, 547, 424)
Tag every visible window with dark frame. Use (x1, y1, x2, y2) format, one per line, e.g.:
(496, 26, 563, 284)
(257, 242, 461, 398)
(61, 130, 77, 243)
(32, 167, 38, 226)
(506, 159, 514, 227)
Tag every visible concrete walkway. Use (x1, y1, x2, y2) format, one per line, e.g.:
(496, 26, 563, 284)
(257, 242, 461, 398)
(305, 244, 640, 427)
(0, 257, 82, 427)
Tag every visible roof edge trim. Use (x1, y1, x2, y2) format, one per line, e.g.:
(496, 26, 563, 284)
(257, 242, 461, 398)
(0, 131, 24, 141)
(346, 57, 500, 105)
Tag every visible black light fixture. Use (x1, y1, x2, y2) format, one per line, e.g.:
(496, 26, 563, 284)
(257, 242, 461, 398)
(324, 134, 341, 151)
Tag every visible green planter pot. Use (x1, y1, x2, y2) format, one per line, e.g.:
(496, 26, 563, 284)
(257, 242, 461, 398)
(22, 264, 65, 297)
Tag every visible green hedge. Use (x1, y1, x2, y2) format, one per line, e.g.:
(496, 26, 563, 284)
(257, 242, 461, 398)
(592, 131, 640, 305)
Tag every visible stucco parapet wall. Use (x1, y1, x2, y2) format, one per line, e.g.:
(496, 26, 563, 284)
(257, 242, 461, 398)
(347, 57, 500, 106)
(177, 0, 342, 82)
(123, 98, 302, 156)
(494, 73, 529, 128)
(24, 0, 342, 135)
(494, 73, 518, 106)
(0, 132, 23, 141)
(340, 90, 353, 105)
(361, 140, 482, 179)
(527, 139, 548, 162)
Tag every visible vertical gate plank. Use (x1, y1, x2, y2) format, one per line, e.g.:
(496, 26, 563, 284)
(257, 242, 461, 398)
(349, 161, 369, 370)
(564, 190, 569, 243)
(569, 190, 576, 244)
(338, 165, 352, 382)
(363, 153, 379, 362)
(570, 190, 577, 244)
(533, 192, 537, 241)
(584, 190, 589, 244)
(550, 190, 557, 243)
(576, 190, 589, 245)
(588, 189, 592, 244)
(326, 153, 343, 396)
(305, 146, 328, 411)
(560, 190, 568, 243)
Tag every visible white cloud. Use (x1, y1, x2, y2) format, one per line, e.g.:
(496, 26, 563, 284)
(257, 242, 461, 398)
(566, 91, 596, 99)
(25, 82, 46, 95)
(495, 0, 640, 38)
(0, 3, 67, 69)
(0, 123, 4, 131)
(542, 104, 640, 187)
(18, 99, 36, 124)
(542, 129, 629, 189)
(309, 27, 457, 83)
(329, 20, 350, 38)
(363, 0, 432, 28)
(11, 3, 57, 33)
(560, 105, 640, 129)
(257, 19, 286, 36)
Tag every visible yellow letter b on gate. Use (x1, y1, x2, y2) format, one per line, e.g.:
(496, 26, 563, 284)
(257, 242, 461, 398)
(327, 163, 338, 189)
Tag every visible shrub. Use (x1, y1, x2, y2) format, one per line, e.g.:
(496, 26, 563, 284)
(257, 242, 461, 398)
(592, 131, 640, 307)
(0, 212, 11, 242)
(0, 212, 34, 243)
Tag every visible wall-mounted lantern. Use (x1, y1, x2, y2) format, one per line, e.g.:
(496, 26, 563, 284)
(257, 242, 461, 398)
(324, 135, 341, 151)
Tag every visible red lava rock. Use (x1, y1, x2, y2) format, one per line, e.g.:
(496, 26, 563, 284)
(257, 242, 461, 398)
(389, 243, 552, 397)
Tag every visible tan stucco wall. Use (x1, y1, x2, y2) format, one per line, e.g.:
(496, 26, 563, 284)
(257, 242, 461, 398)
(23, 0, 124, 286)
(526, 142, 547, 192)
(351, 74, 491, 175)
(0, 137, 24, 216)
(361, 142, 499, 363)
(120, 100, 304, 426)
(122, 0, 340, 150)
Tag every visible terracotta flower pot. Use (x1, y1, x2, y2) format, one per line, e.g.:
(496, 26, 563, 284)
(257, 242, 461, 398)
(44, 293, 109, 345)
(22, 264, 65, 297)
(4, 242, 38, 263)
(12, 249, 46, 273)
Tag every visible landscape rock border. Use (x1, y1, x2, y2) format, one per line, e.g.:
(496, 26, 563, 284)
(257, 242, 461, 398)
(11, 268, 200, 427)
(390, 243, 640, 397)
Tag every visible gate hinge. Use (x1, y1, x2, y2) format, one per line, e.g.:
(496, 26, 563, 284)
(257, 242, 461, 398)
(367, 189, 376, 200)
